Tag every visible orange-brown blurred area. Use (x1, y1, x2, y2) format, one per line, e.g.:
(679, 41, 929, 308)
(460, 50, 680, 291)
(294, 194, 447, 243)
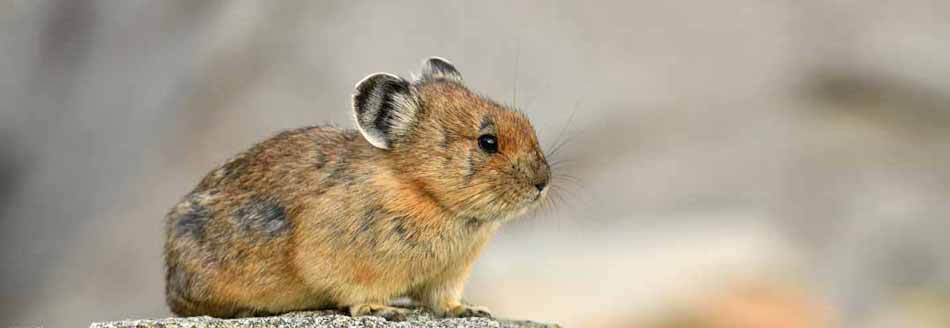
(2, 1, 950, 328)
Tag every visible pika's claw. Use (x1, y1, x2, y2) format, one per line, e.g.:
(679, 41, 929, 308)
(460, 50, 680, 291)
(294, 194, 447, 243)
(349, 303, 410, 321)
(449, 304, 492, 318)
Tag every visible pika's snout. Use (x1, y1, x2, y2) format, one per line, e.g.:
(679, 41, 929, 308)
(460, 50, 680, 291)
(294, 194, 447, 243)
(528, 152, 551, 194)
(534, 181, 547, 192)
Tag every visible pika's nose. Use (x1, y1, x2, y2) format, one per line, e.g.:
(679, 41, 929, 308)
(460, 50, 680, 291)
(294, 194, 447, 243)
(532, 150, 551, 192)
(534, 180, 548, 192)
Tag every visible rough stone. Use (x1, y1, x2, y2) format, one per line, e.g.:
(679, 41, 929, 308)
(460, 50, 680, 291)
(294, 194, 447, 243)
(89, 309, 560, 328)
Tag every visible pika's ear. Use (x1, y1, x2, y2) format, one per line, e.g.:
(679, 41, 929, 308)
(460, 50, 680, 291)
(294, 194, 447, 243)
(419, 57, 462, 82)
(352, 73, 419, 149)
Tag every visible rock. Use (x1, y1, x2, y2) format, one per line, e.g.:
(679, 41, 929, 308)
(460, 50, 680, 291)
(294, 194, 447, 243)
(89, 309, 560, 328)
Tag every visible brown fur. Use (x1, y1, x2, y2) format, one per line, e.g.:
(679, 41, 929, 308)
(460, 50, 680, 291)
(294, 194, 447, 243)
(164, 59, 550, 320)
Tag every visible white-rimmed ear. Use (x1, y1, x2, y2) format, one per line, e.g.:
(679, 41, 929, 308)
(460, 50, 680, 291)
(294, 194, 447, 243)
(352, 73, 419, 149)
(419, 57, 462, 82)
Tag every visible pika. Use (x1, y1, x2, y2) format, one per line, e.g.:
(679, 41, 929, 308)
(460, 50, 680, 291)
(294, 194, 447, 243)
(164, 57, 550, 321)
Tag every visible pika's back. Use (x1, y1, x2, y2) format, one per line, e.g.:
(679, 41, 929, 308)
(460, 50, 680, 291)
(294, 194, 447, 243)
(168, 125, 384, 253)
(194, 127, 369, 195)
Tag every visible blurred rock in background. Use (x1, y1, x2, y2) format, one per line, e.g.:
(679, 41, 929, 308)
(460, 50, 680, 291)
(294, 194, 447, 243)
(2, 1, 949, 327)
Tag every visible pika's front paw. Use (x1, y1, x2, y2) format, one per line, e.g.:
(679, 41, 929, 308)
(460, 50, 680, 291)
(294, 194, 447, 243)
(448, 304, 492, 318)
(349, 303, 411, 321)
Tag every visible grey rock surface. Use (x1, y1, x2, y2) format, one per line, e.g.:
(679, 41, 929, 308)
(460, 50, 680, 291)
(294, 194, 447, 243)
(89, 309, 560, 328)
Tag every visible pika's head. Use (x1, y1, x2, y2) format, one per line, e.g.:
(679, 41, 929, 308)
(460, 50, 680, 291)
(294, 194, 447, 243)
(353, 57, 550, 221)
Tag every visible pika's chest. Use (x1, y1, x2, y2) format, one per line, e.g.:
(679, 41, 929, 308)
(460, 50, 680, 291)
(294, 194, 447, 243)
(357, 216, 494, 271)
(372, 218, 491, 263)
(375, 222, 495, 284)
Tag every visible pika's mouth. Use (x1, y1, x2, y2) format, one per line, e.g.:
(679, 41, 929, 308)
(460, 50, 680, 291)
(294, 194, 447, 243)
(533, 184, 550, 202)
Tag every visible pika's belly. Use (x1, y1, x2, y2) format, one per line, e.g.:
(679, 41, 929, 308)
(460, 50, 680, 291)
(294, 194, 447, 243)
(299, 252, 439, 298)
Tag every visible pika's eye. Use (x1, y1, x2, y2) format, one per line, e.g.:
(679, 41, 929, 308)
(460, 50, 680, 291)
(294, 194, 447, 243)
(478, 134, 499, 154)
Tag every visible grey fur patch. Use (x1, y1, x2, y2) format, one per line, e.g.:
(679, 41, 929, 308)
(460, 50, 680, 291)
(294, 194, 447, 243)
(342, 130, 359, 142)
(390, 216, 416, 242)
(165, 261, 191, 296)
(325, 156, 352, 186)
(313, 149, 327, 169)
(354, 205, 388, 246)
(441, 127, 451, 150)
(357, 208, 377, 234)
(479, 116, 495, 131)
(465, 152, 477, 181)
(234, 199, 289, 237)
(175, 203, 211, 240)
(392, 221, 408, 237)
(216, 154, 247, 183)
(465, 217, 484, 229)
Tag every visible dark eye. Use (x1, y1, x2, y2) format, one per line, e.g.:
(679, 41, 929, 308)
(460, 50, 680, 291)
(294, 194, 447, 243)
(478, 134, 498, 154)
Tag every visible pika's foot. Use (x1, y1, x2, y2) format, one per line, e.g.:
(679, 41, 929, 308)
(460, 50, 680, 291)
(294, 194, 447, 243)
(448, 304, 492, 318)
(349, 303, 411, 321)
(233, 308, 276, 318)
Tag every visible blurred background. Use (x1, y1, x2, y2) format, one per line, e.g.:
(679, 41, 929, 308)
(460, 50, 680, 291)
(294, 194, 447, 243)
(2, 1, 950, 327)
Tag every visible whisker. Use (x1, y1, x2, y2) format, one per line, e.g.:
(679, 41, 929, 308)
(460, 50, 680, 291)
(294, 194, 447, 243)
(543, 101, 580, 158)
(511, 39, 521, 107)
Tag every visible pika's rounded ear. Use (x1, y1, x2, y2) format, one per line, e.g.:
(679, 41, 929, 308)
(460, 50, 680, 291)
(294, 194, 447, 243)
(352, 73, 419, 149)
(419, 57, 462, 82)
